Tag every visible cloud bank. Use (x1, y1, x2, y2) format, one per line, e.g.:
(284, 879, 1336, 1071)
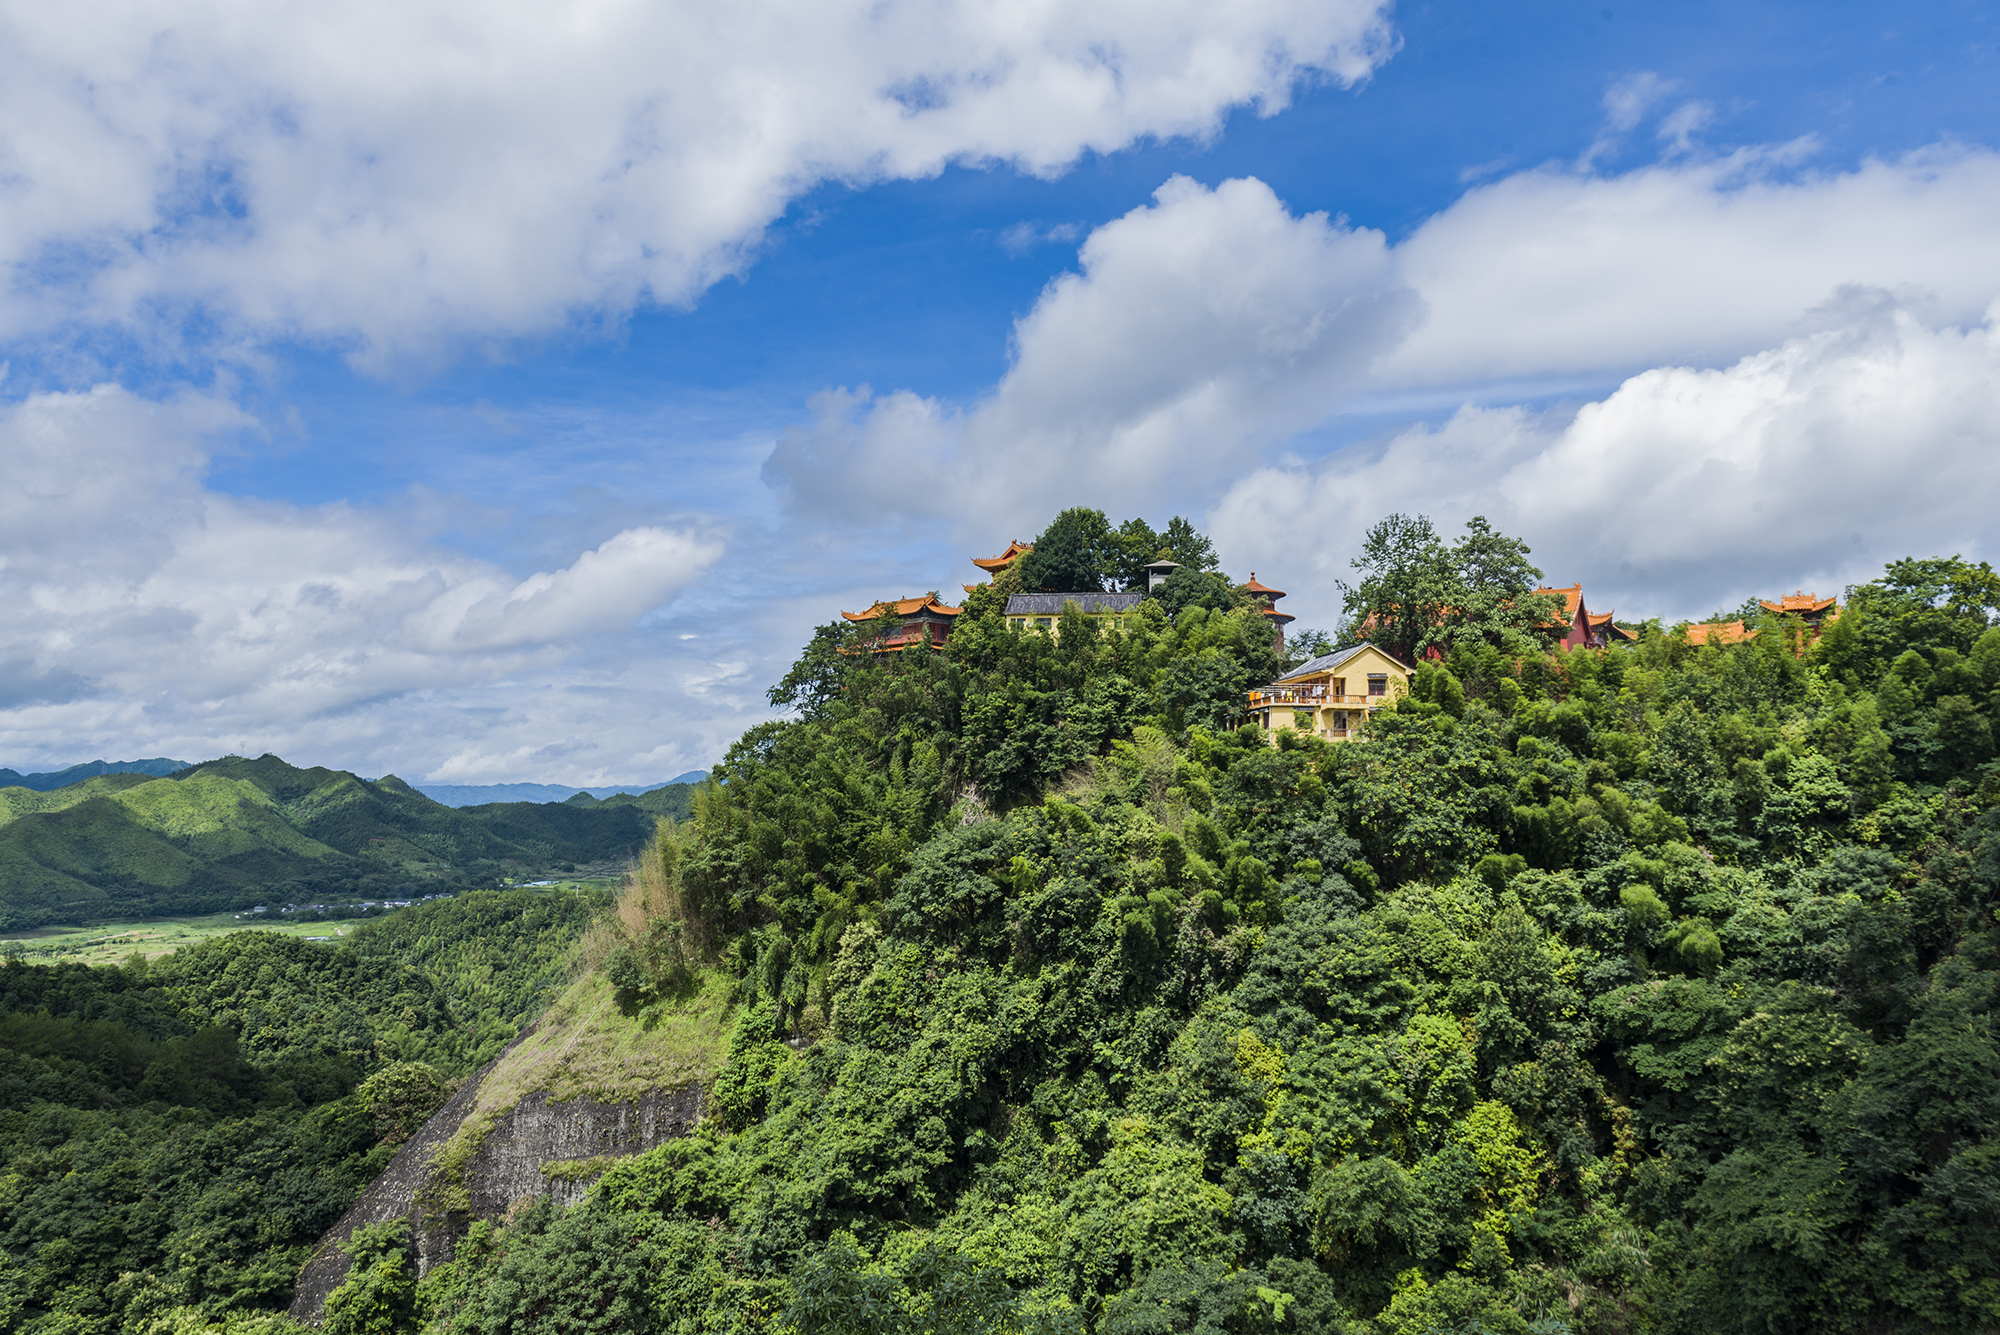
(1212, 294, 2000, 625)
(0, 385, 724, 776)
(0, 0, 1395, 363)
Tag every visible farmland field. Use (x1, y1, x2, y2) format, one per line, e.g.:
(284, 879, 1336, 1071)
(0, 875, 617, 965)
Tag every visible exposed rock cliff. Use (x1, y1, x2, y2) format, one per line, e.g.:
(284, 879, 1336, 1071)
(289, 973, 734, 1321)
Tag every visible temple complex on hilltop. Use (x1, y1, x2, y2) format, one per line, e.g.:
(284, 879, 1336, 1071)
(839, 593, 962, 652)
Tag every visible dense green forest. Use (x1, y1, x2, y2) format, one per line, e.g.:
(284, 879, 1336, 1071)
(0, 757, 695, 929)
(9, 508, 2000, 1335)
(0, 889, 600, 1334)
(358, 512, 2000, 1335)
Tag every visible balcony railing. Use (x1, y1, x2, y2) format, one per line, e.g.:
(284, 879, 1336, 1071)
(1248, 687, 1384, 707)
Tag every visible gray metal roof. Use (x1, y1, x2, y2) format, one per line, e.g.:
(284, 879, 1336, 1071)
(1005, 591, 1146, 616)
(1274, 642, 1411, 684)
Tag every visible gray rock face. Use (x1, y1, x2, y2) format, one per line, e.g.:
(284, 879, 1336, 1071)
(461, 1084, 701, 1220)
(288, 1032, 702, 1322)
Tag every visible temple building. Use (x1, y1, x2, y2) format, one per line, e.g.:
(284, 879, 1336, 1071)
(1760, 591, 1839, 632)
(1537, 583, 1634, 648)
(1248, 643, 1415, 742)
(1683, 592, 1838, 650)
(1244, 573, 1295, 651)
(1586, 610, 1636, 646)
(1005, 591, 1144, 636)
(839, 593, 962, 652)
(966, 540, 1032, 592)
(1684, 620, 1755, 646)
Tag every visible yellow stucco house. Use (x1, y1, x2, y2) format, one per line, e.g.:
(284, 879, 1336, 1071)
(1248, 643, 1416, 741)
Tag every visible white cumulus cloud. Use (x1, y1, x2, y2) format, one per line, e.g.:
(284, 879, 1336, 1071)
(0, 384, 723, 773)
(0, 0, 1396, 363)
(1210, 294, 2000, 625)
(764, 174, 1419, 535)
(1377, 143, 2000, 396)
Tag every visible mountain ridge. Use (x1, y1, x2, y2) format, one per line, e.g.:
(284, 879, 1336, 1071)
(0, 753, 698, 930)
(414, 771, 708, 807)
(0, 757, 192, 791)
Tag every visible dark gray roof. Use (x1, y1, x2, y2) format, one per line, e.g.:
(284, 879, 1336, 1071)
(1275, 642, 1412, 684)
(1006, 591, 1145, 616)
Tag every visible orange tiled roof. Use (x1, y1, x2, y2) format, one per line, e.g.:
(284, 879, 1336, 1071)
(1759, 590, 1837, 615)
(971, 540, 1033, 573)
(841, 593, 963, 622)
(1536, 583, 1583, 618)
(1586, 610, 1614, 627)
(1686, 619, 1754, 645)
(1244, 572, 1287, 600)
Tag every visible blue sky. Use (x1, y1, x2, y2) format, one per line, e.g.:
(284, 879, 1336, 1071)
(2, 0, 1998, 783)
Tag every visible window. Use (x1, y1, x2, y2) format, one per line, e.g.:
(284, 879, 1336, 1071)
(1367, 674, 1388, 696)
(1036, 617, 1052, 629)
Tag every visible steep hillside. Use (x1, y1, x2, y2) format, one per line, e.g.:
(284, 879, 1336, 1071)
(290, 969, 735, 1319)
(0, 756, 696, 929)
(302, 524, 2000, 1335)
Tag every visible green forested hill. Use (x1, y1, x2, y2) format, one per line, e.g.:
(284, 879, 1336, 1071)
(559, 782, 698, 820)
(387, 516, 1999, 1335)
(0, 757, 686, 929)
(9, 509, 2000, 1335)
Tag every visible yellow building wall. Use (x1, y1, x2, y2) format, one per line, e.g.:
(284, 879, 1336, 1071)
(1247, 645, 1413, 742)
(1007, 610, 1136, 640)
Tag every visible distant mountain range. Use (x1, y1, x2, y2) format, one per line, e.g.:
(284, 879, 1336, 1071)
(415, 772, 708, 808)
(0, 754, 702, 931)
(0, 758, 191, 791)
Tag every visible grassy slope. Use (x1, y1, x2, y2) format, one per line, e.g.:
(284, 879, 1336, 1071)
(0, 774, 155, 825)
(430, 970, 736, 1191)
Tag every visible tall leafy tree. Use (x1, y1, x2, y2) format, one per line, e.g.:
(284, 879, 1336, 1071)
(1109, 518, 1164, 590)
(1340, 513, 1562, 662)
(1160, 515, 1219, 573)
(1439, 516, 1567, 654)
(1337, 512, 1456, 663)
(766, 621, 855, 721)
(1016, 508, 1118, 592)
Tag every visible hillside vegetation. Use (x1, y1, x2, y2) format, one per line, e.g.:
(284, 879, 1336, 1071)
(360, 514, 2000, 1335)
(0, 888, 601, 1334)
(0, 757, 698, 929)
